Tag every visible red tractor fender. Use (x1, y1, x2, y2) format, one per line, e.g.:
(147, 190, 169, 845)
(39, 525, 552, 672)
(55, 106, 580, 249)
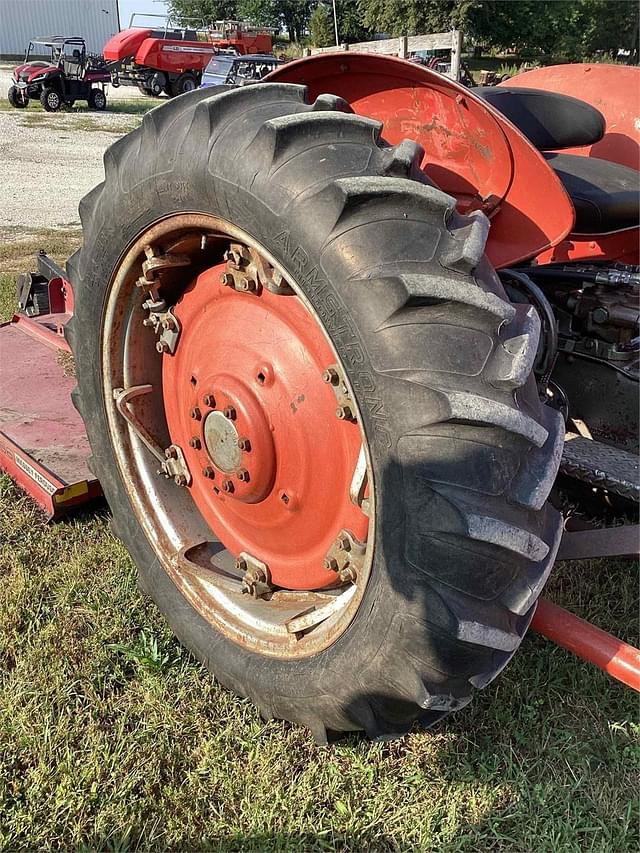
(503, 63, 640, 170)
(267, 53, 575, 269)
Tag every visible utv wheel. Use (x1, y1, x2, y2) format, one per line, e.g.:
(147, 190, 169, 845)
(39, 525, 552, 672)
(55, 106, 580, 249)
(66, 84, 563, 739)
(88, 88, 107, 111)
(170, 73, 198, 97)
(8, 86, 28, 108)
(40, 87, 61, 112)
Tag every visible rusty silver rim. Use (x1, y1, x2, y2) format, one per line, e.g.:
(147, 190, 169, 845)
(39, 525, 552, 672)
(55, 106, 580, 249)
(101, 214, 375, 658)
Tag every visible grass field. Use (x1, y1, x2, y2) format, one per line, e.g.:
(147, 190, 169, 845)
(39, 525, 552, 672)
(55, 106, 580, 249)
(0, 232, 638, 851)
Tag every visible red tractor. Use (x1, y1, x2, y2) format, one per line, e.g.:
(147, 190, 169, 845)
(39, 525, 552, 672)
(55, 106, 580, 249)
(8, 37, 110, 111)
(1, 56, 638, 740)
(103, 14, 275, 97)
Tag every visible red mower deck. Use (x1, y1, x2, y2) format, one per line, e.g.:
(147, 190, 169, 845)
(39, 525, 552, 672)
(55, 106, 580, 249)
(0, 258, 101, 519)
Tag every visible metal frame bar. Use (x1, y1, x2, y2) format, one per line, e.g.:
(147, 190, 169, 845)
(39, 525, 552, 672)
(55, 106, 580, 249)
(531, 524, 640, 692)
(532, 599, 640, 691)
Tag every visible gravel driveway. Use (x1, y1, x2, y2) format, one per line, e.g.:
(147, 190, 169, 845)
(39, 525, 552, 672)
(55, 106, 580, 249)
(0, 64, 149, 229)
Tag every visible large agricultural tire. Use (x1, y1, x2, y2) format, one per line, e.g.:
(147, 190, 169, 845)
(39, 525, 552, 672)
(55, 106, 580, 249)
(66, 84, 564, 740)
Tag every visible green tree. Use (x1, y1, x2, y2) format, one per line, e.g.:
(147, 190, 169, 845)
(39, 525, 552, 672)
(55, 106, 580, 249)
(237, 0, 280, 27)
(336, 0, 371, 42)
(279, 1, 313, 41)
(357, 0, 639, 56)
(168, 1, 238, 25)
(309, 4, 334, 46)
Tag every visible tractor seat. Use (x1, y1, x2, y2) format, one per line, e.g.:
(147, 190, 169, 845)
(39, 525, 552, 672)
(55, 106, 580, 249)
(544, 153, 640, 233)
(473, 86, 605, 150)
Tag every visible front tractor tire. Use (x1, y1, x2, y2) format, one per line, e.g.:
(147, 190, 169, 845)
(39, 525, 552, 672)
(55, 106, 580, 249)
(67, 84, 563, 739)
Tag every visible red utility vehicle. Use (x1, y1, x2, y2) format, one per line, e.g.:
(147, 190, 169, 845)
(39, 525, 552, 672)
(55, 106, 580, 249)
(103, 14, 274, 97)
(8, 37, 110, 111)
(1, 57, 638, 740)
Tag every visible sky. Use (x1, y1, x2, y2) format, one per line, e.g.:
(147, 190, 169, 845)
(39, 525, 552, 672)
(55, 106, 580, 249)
(118, 0, 169, 29)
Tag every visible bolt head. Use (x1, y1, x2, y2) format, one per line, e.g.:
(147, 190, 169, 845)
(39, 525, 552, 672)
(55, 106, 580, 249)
(189, 436, 201, 449)
(324, 557, 339, 571)
(156, 340, 169, 354)
(202, 466, 215, 479)
(223, 406, 236, 420)
(222, 479, 234, 493)
(237, 468, 250, 483)
(190, 407, 202, 420)
(337, 535, 351, 551)
(174, 474, 187, 487)
(220, 272, 234, 287)
(203, 394, 216, 408)
(237, 437, 251, 451)
(336, 405, 353, 420)
(165, 446, 178, 459)
(339, 566, 357, 584)
(322, 367, 339, 385)
(162, 317, 176, 331)
(239, 277, 256, 292)
(235, 557, 248, 572)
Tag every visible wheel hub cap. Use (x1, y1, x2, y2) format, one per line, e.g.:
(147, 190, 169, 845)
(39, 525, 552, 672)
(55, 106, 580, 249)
(203, 410, 241, 473)
(162, 253, 368, 591)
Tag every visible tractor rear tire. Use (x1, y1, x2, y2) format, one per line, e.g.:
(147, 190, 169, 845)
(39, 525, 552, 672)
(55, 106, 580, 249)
(66, 84, 563, 739)
(40, 87, 62, 112)
(8, 86, 28, 108)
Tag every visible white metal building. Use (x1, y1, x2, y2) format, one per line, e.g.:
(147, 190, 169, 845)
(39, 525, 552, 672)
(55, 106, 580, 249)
(0, 0, 120, 58)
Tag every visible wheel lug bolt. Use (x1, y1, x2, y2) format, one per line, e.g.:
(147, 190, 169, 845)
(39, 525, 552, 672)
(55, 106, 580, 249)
(202, 466, 215, 478)
(339, 566, 357, 583)
(203, 394, 216, 408)
(324, 557, 339, 571)
(156, 340, 169, 354)
(237, 437, 251, 451)
(237, 468, 250, 482)
(220, 272, 234, 286)
(189, 436, 201, 449)
(322, 367, 339, 385)
(174, 474, 187, 487)
(223, 406, 236, 420)
(336, 404, 353, 420)
(222, 478, 234, 493)
(190, 407, 201, 420)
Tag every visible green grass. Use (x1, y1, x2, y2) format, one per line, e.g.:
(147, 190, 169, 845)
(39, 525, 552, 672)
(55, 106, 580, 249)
(1, 240, 638, 851)
(0, 96, 156, 116)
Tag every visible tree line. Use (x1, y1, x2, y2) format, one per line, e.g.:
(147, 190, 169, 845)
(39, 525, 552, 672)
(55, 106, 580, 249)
(169, 0, 638, 58)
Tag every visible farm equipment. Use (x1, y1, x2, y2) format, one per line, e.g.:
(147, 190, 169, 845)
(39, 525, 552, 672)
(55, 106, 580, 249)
(200, 54, 282, 88)
(8, 37, 110, 111)
(103, 14, 275, 97)
(1, 56, 638, 740)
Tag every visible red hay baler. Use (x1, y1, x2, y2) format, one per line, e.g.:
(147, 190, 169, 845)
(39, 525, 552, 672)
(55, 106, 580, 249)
(1, 56, 638, 740)
(103, 15, 274, 97)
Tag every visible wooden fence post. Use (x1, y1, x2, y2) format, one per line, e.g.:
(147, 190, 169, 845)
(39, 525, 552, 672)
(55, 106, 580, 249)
(398, 35, 408, 58)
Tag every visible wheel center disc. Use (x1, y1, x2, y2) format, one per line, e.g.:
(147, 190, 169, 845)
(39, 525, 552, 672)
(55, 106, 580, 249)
(162, 252, 368, 591)
(203, 411, 240, 472)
